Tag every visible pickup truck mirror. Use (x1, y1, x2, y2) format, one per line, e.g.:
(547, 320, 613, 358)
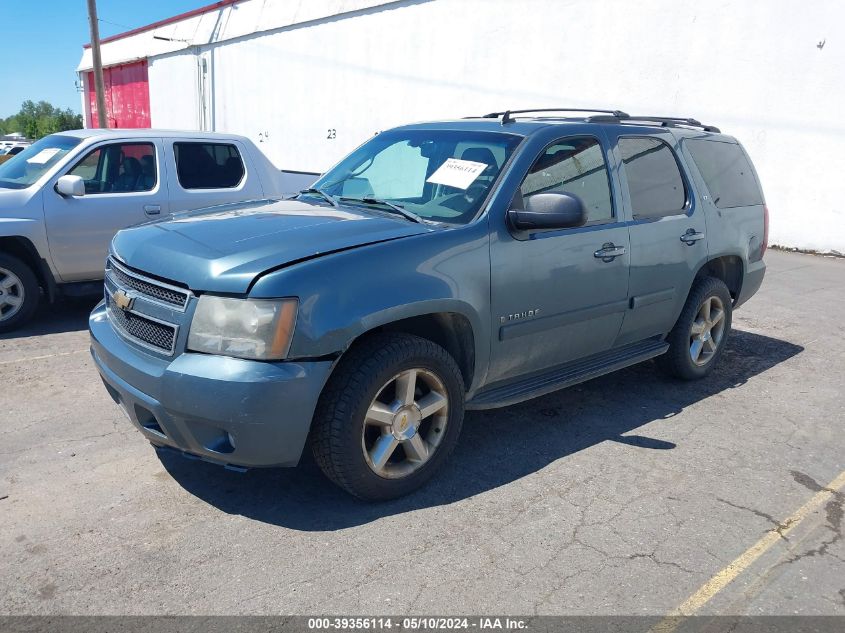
(508, 192, 586, 231)
(56, 175, 85, 197)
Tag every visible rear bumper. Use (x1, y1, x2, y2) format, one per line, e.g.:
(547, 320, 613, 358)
(89, 301, 334, 468)
(735, 258, 766, 309)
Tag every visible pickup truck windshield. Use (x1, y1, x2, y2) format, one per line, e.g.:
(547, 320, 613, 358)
(313, 129, 522, 224)
(0, 135, 81, 190)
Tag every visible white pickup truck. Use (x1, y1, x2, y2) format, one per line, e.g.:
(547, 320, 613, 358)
(0, 129, 316, 331)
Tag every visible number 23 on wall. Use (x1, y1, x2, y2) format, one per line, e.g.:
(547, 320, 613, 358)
(327, 128, 337, 140)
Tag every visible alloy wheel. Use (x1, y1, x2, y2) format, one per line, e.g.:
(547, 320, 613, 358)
(361, 368, 449, 479)
(689, 295, 726, 366)
(0, 266, 25, 322)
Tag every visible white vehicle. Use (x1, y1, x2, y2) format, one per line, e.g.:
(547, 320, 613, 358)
(0, 144, 29, 156)
(0, 129, 316, 331)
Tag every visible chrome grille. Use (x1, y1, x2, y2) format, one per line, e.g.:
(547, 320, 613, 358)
(107, 297, 178, 354)
(106, 258, 189, 310)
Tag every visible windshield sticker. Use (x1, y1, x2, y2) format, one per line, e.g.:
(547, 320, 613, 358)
(26, 148, 61, 165)
(426, 158, 488, 190)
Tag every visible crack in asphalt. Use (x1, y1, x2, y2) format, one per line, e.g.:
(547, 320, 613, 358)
(625, 551, 699, 575)
(714, 471, 844, 570)
(715, 497, 797, 539)
(774, 471, 843, 565)
(791, 470, 832, 494)
(0, 429, 131, 456)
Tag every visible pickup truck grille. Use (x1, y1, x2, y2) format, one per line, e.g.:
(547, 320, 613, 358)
(106, 296, 177, 354)
(106, 258, 189, 310)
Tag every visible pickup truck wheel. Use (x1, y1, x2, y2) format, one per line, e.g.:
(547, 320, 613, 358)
(658, 276, 732, 380)
(0, 254, 40, 333)
(311, 332, 465, 501)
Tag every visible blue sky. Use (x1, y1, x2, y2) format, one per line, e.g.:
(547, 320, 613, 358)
(0, 0, 205, 118)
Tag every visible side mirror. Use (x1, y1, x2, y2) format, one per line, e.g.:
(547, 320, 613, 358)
(508, 192, 586, 231)
(56, 175, 85, 197)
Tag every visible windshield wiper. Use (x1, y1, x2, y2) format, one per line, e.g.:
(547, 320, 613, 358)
(298, 187, 339, 208)
(340, 196, 425, 224)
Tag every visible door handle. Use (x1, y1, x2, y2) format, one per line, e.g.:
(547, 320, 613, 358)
(680, 229, 705, 245)
(144, 204, 161, 215)
(594, 243, 626, 261)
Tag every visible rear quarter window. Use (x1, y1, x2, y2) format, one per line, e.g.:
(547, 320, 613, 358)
(685, 139, 763, 208)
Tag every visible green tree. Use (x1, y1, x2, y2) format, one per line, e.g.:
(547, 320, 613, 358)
(1, 100, 82, 139)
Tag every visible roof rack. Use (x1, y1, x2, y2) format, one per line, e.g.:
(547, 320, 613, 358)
(476, 108, 720, 133)
(480, 108, 630, 124)
(585, 114, 721, 133)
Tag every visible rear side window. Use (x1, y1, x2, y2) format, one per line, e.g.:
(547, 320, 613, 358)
(619, 137, 686, 219)
(686, 139, 763, 208)
(174, 142, 245, 189)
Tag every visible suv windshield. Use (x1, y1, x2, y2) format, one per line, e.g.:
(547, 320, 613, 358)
(0, 135, 81, 190)
(312, 129, 523, 224)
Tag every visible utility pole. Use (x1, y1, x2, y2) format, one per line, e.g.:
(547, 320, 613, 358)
(86, 0, 108, 128)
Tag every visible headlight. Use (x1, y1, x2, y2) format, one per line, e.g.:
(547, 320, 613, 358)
(187, 296, 298, 360)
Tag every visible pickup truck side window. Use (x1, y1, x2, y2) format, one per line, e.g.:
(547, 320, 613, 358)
(174, 142, 245, 189)
(67, 142, 157, 194)
(685, 139, 763, 209)
(519, 137, 613, 223)
(618, 137, 686, 219)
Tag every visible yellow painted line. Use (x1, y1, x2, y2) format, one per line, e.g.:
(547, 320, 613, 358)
(652, 469, 845, 633)
(0, 348, 88, 366)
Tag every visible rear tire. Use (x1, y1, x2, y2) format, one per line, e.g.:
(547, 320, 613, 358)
(657, 276, 732, 380)
(311, 332, 465, 501)
(0, 253, 40, 333)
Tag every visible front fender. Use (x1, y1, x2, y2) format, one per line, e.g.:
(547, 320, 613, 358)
(249, 221, 492, 390)
(0, 217, 42, 237)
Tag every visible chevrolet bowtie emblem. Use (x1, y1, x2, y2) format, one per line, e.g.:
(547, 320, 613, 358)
(112, 289, 135, 311)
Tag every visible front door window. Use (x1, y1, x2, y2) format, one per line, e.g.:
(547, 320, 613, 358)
(67, 142, 157, 194)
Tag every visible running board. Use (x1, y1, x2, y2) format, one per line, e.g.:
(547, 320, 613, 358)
(467, 338, 668, 410)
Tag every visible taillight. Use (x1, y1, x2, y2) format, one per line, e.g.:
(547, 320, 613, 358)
(762, 205, 769, 257)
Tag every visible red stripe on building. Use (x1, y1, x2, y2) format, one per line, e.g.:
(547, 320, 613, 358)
(83, 0, 241, 48)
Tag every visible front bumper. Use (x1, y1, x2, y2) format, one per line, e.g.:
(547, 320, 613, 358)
(89, 301, 334, 468)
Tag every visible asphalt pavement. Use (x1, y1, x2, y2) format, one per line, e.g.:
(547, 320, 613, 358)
(1, 249, 842, 616)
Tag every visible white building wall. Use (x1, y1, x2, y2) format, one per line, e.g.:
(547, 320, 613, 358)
(148, 52, 203, 130)
(82, 0, 845, 252)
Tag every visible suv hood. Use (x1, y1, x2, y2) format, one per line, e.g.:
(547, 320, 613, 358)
(111, 198, 433, 293)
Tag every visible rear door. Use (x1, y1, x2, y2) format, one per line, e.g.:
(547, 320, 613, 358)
(43, 139, 167, 281)
(165, 139, 263, 212)
(609, 132, 709, 346)
(486, 134, 631, 384)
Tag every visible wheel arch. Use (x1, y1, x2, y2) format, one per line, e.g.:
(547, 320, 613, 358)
(330, 305, 479, 393)
(694, 254, 744, 304)
(0, 236, 56, 301)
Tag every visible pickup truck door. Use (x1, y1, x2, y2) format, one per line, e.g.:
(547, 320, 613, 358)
(164, 139, 264, 212)
(486, 134, 631, 384)
(43, 139, 168, 282)
(608, 132, 709, 346)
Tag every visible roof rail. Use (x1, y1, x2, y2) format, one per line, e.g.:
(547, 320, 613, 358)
(480, 108, 630, 124)
(585, 114, 721, 133)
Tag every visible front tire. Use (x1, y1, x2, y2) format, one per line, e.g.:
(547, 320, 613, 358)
(657, 276, 732, 380)
(0, 253, 40, 333)
(311, 332, 465, 501)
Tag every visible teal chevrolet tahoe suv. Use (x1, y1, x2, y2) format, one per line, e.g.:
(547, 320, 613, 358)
(89, 108, 768, 500)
